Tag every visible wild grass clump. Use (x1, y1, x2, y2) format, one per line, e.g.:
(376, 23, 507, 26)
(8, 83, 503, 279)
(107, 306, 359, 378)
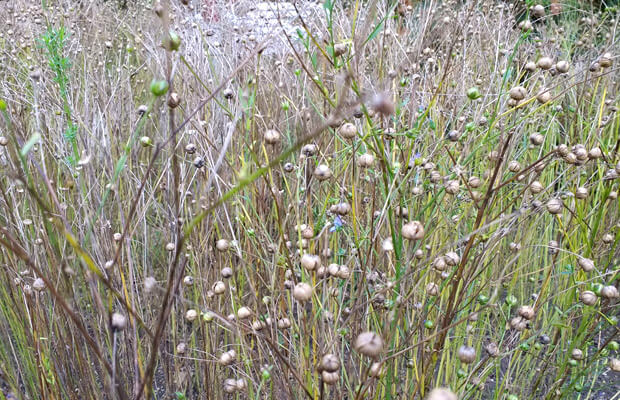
(0, 0, 618, 399)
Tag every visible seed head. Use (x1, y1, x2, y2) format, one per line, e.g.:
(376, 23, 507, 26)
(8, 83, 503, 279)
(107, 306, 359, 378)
(402, 220, 425, 240)
(353, 331, 384, 357)
(426, 388, 457, 400)
(293, 282, 313, 302)
(111, 312, 127, 331)
(580, 290, 597, 306)
(457, 345, 476, 364)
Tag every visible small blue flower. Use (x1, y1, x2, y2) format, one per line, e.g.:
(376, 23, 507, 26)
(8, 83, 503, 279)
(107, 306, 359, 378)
(330, 215, 343, 232)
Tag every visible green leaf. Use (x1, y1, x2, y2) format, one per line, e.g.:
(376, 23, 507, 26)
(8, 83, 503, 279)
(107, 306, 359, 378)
(20, 133, 41, 157)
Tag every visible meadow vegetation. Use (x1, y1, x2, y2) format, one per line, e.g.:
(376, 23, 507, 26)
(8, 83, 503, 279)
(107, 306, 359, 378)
(0, 0, 619, 399)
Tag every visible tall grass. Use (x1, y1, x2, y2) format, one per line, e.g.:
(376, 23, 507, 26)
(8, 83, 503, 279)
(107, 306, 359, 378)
(0, 0, 618, 399)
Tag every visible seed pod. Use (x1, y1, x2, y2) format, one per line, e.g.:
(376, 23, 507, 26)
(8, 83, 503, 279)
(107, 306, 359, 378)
(546, 198, 563, 214)
(536, 88, 552, 103)
(427, 388, 457, 400)
(339, 123, 357, 139)
(111, 312, 127, 331)
(588, 147, 602, 159)
(556, 60, 569, 73)
(508, 160, 521, 172)
(293, 282, 313, 302)
(531, 4, 545, 18)
(601, 285, 619, 299)
(575, 187, 588, 200)
(185, 309, 198, 322)
(518, 305, 535, 320)
(165, 242, 175, 251)
(485, 342, 499, 357)
(524, 61, 536, 72)
(301, 253, 320, 270)
(301, 143, 318, 157)
(213, 281, 226, 295)
(353, 331, 384, 358)
(426, 282, 439, 296)
(447, 130, 460, 141)
(433, 257, 447, 272)
(314, 164, 332, 180)
(369, 362, 384, 377)
(602, 233, 614, 244)
(578, 257, 594, 272)
(445, 180, 459, 194)
(222, 88, 234, 99)
(402, 221, 425, 240)
(599, 52, 613, 68)
(457, 345, 476, 364)
(468, 176, 482, 188)
(167, 92, 180, 108)
(150, 79, 169, 97)
(237, 306, 251, 319)
(509, 86, 527, 101)
(444, 251, 460, 266)
(320, 354, 341, 372)
(216, 239, 230, 252)
(358, 153, 375, 167)
(223, 378, 237, 393)
(571, 349, 584, 360)
(140, 136, 153, 147)
(609, 358, 620, 372)
(510, 316, 527, 331)
(537, 57, 553, 70)
(264, 129, 281, 145)
(183, 275, 194, 286)
(333, 43, 347, 56)
(321, 370, 339, 384)
(580, 290, 597, 306)
(530, 133, 544, 145)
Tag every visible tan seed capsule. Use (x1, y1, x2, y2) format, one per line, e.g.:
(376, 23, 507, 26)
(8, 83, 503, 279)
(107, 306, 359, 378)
(237, 306, 251, 319)
(571, 348, 584, 360)
(445, 180, 460, 194)
(508, 160, 521, 172)
(537, 56, 553, 70)
(546, 198, 563, 214)
(556, 60, 569, 73)
(427, 388, 457, 400)
(402, 221, 425, 240)
(426, 282, 439, 296)
(601, 285, 619, 299)
(353, 331, 384, 357)
(509, 86, 527, 101)
(457, 345, 476, 364)
(602, 233, 614, 244)
(223, 378, 237, 393)
(293, 282, 313, 302)
(575, 187, 588, 199)
(264, 129, 281, 145)
(314, 164, 332, 180)
(213, 281, 226, 295)
(609, 358, 620, 372)
(518, 305, 535, 320)
(301, 253, 320, 270)
(185, 309, 198, 322)
(320, 354, 341, 372)
(588, 147, 602, 159)
(111, 312, 127, 331)
(530, 181, 544, 193)
(338, 123, 357, 139)
(536, 88, 552, 103)
(578, 257, 594, 272)
(216, 239, 230, 251)
(358, 153, 375, 167)
(524, 61, 537, 72)
(321, 370, 339, 384)
(530, 133, 544, 145)
(599, 52, 613, 68)
(580, 290, 597, 306)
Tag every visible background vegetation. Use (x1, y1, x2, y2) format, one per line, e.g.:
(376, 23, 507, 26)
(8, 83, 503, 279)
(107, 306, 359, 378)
(0, 0, 618, 399)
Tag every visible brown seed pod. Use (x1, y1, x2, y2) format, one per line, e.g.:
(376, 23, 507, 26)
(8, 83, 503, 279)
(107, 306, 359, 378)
(426, 388, 457, 400)
(402, 220, 425, 240)
(445, 180, 460, 194)
(537, 56, 553, 70)
(111, 312, 127, 331)
(321, 370, 339, 384)
(457, 345, 476, 364)
(338, 123, 357, 139)
(426, 282, 439, 296)
(314, 164, 332, 180)
(293, 282, 313, 302)
(301, 253, 320, 270)
(485, 342, 499, 357)
(353, 331, 384, 357)
(509, 86, 527, 101)
(518, 305, 535, 320)
(601, 285, 619, 299)
(264, 129, 281, 145)
(575, 187, 588, 199)
(578, 257, 594, 272)
(358, 153, 375, 167)
(571, 348, 584, 360)
(580, 290, 597, 306)
(546, 198, 563, 214)
(320, 354, 341, 372)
